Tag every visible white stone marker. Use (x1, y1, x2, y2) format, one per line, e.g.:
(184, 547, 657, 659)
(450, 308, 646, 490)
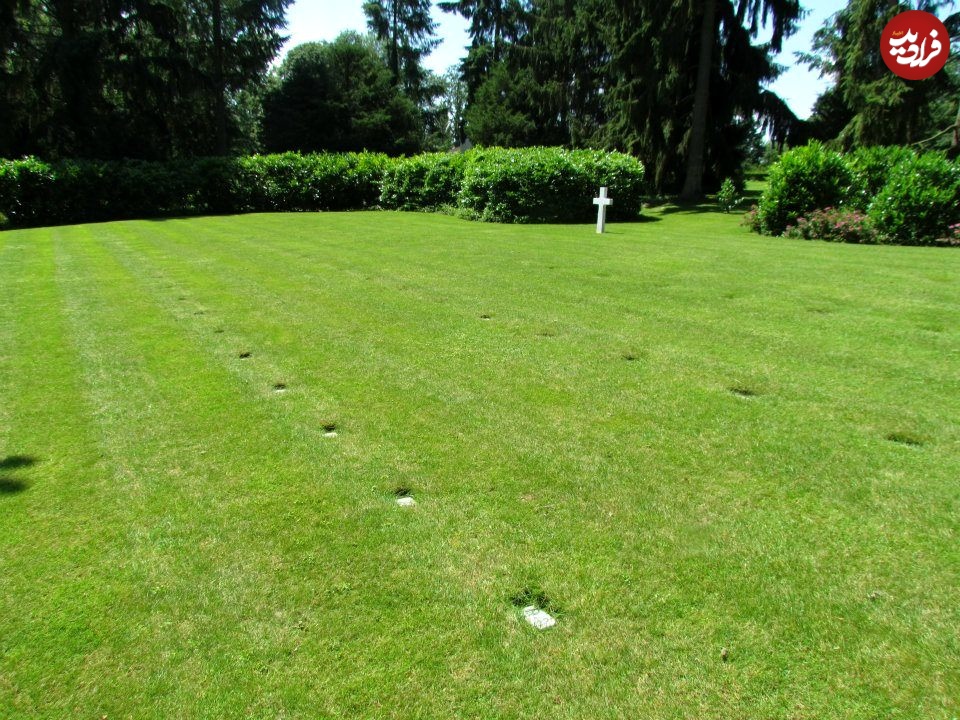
(521, 605, 556, 630)
(396, 496, 416, 507)
(593, 186, 613, 234)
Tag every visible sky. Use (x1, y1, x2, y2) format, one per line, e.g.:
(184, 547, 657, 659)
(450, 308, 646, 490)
(279, 0, 843, 120)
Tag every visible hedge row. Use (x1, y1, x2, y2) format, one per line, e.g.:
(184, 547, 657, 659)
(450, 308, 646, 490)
(754, 142, 960, 245)
(457, 147, 644, 223)
(0, 153, 389, 228)
(0, 147, 645, 229)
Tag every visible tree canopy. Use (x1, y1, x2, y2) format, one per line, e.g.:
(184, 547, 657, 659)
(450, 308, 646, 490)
(0, 0, 291, 160)
(262, 33, 421, 154)
(800, 0, 958, 149)
(2, 0, 958, 194)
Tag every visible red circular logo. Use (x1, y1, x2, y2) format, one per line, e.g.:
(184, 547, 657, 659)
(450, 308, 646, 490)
(881, 10, 950, 80)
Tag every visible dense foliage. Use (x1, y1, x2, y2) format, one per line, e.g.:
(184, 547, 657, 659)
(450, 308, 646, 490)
(262, 35, 421, 155)
(754, 143, 960, 245)
(845, 145, 917, 210)
(0, 0, 291, 160)
(440, 0, 802, 196)
(380, 153, 469, 210)
(756, 143, 854, 236)
(799, 0, 958, 151)
(0, 148, 644, 228)
(868, 152, 960, 245)
(0, 153, 388, 227)
(458, 147, 645, 222)
(364, 0, 439, 102)
(783, 207, 878, 244)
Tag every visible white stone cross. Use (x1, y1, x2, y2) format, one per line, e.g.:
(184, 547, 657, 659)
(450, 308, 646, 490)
(593, 186, 613, 233)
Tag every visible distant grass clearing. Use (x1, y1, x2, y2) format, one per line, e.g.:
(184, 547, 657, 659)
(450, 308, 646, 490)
(1, 209, 958, 717)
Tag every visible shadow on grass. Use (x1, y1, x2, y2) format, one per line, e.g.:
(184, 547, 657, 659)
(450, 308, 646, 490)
(656, 201, 720, 215)
(0, 455, 38, 496)
(644, 185, 763, 216)
(0, 477, 28, 494)
(0, 455, 37, 470)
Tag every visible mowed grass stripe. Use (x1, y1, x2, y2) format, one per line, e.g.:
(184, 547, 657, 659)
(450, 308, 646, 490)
(49, 219, 778, 715)
(0, 230, 146, 715)
(46, 228, 473, 716)
(93, 217, 669, 500)
(48, 222, 628, 716)
(114, 212, 957, 486)
(49, 221, 602, 718)
(90, 214, 959, 574)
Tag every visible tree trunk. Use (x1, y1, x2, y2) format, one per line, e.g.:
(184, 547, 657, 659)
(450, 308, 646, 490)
(212, 0, 228, 155)
(390, 0, 399, 84)
(679, 0, 717, 201)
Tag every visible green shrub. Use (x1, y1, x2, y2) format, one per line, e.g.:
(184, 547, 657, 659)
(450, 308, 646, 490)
(716, 178, 741, 213)
(783, 207, 878, 244)
(0, 157, 56, 227)
(868, 152, 960, 245)
(115, 160, 194, 219)
(0, 211, 7, 230)
(54, 160, 115, 223)
(312, 152, 389, 210)
(742, 204, 761, 232)
(380, 153, 468, 210)
(757, 142, 855, 235)
(193, 157, 243, 215)
(0, 148, 644, 228)
(0, 161, 17, 225)
(0, 152, 391, 228)
(230, 152, 389, 213)
(458, 147, 645, 223)
(846, 145, 916, 211)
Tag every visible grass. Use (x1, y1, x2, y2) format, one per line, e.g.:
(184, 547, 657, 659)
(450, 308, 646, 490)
(1, 207, 958, 718)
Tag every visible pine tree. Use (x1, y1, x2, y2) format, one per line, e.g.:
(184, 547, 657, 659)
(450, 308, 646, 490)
(363, 0, 439, 102)
(0, 0, 291, 159)
(679, 0, 802, 199)
(438, 0, 528, 99)
(800, 0, 958, 149)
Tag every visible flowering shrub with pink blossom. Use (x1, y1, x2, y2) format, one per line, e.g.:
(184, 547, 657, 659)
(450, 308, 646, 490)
(783, 207, 879, 244)
(742, 204, 761, 232)
(936, 223, 960, 246)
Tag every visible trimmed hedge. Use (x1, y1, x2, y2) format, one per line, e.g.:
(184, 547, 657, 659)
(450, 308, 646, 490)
(380, 152, 468, 210)
(459, 147, 644, 223)
(0, 153, 389, 228)
(0, 147, 645, 229)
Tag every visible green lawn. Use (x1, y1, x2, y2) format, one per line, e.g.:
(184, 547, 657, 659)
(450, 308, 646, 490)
(1, 209, 958, 718)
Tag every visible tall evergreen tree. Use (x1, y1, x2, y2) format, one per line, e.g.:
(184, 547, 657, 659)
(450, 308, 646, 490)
(800, 0, 957, 149)
(0, 0, 291, 160)
(262, 35, 420, 154)
(363, 0, 439, 101)
(438, 0, 528, 99)
(184, 0, 293, 155)
(679, 0, 802, 199)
